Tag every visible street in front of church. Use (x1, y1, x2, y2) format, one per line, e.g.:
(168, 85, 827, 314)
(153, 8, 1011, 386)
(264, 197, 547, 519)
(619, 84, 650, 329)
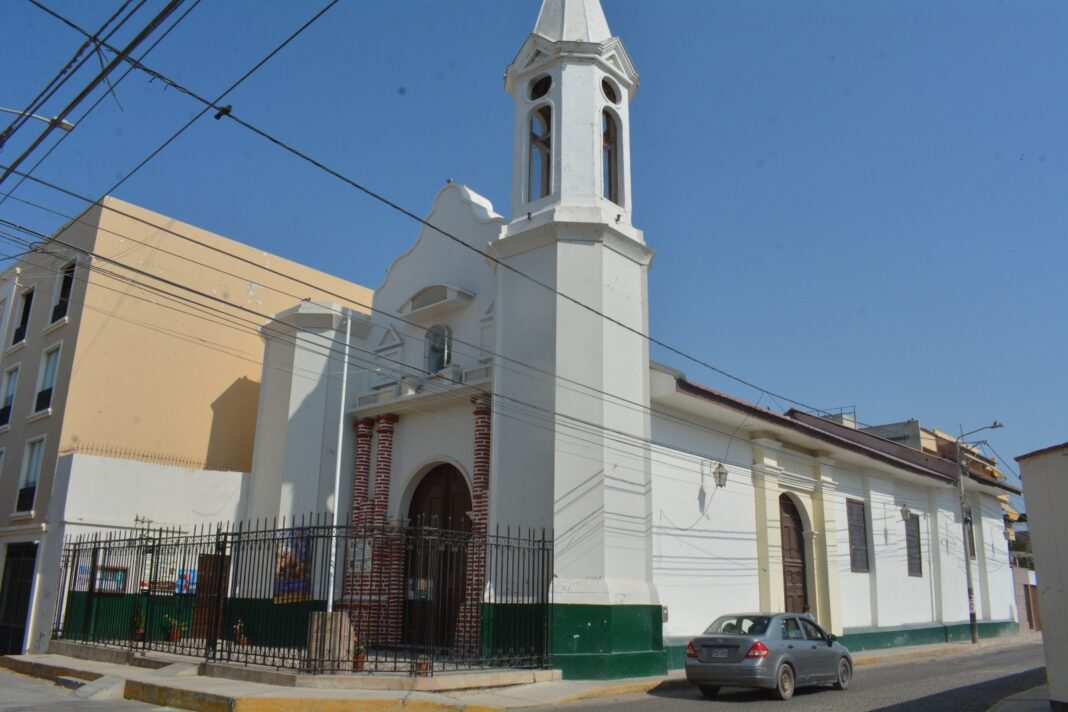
(533, 641, 1046, 712)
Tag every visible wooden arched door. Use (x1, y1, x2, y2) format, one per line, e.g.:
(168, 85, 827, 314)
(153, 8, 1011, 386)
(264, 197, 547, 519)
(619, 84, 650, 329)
(404, 465, 471, 650)
(780, 494, 809, 614)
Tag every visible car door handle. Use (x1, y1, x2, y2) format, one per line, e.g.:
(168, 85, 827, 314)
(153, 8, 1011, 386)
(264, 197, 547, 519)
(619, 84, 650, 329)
(787, 645, 794, 649)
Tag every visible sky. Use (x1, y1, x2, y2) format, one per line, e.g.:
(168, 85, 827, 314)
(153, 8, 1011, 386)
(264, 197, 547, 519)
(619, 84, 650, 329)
(2, 0, 1065, 502)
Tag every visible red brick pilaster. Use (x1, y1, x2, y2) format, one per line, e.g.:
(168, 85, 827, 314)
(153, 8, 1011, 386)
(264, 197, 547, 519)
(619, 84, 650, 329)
(372, 414, 399, 526)
(342, 418, 377, 645)
(351, 418, 375, 526)
(456, 394, 492, 653)
(372, 414, 403, 645)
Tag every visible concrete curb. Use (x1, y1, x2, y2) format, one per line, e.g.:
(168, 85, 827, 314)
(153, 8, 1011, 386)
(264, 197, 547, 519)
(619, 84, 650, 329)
(1, 635, 1042, 712)
(554, 677, 690, 706)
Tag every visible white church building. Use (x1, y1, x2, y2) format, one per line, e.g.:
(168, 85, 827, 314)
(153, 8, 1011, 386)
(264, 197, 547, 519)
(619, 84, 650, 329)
(245, 0, 1020, 678)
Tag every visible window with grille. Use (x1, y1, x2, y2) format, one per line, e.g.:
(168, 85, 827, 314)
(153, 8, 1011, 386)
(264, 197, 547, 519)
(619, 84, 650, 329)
(846, 499, 869, 573)
(905, 513, 922, 577)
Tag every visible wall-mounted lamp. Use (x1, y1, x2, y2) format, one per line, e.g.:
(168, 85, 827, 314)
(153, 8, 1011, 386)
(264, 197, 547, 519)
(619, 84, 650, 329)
(713, 463, 728, 488)
(900, 504, 911, 521)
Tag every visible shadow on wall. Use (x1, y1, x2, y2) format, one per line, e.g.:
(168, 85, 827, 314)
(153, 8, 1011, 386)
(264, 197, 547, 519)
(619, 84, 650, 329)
(206, 376, 260, 472)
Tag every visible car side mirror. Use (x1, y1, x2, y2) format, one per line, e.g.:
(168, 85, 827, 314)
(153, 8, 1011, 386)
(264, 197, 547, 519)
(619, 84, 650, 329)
(827, 634, 837, 647)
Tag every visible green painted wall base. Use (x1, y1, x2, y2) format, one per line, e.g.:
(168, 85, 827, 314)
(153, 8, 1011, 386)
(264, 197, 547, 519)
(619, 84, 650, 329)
(664, 620, 1018, 669)
(551, 604, 667, 679)
(839, 620, 1018, 652)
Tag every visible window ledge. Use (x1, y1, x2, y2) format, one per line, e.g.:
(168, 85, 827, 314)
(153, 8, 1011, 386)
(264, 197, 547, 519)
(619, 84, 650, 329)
(0, 424, 9, 435)
(8, 510, 34, 521)
(5, 341, 25, 357)
(43, 316, 69, 335)
(26, 408, 52, 423)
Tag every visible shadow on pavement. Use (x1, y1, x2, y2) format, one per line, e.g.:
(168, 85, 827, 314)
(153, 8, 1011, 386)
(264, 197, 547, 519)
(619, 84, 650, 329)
(869, 668, 1047, 712)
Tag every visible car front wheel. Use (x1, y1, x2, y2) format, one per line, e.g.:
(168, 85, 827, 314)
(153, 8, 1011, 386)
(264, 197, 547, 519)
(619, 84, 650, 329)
(834, 657, 852, 690)
(773, 663, 795, 700)
(699, 685, 720, 698)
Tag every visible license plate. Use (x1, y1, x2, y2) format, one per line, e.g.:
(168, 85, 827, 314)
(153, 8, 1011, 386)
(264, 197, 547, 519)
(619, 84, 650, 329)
(711, 648, 729, 658)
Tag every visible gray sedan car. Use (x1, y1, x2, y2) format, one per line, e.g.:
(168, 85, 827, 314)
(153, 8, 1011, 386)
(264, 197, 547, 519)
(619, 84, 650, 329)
(685, 612, 852, 700)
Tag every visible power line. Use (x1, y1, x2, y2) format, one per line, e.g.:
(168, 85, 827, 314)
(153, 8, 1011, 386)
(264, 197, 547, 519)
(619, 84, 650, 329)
(0, 226, 760, 480)
(0, 0, 140, 148)
(0, 0, 187, 188)
(0, 0, 205, 209)
(0, 195, 779, 469)
(1, 7, 831, 418)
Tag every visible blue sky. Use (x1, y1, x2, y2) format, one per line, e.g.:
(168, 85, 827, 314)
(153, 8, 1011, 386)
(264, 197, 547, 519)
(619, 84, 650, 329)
(2, 0, 1065, 497)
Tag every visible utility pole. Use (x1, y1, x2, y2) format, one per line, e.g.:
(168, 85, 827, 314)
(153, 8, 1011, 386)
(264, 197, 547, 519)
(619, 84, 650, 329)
(956, 421, 1003, 645)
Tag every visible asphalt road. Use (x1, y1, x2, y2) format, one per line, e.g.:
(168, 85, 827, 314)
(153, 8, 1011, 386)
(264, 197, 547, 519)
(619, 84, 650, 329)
(542, 643, 1046, 712)
(0, 668, 176, 712)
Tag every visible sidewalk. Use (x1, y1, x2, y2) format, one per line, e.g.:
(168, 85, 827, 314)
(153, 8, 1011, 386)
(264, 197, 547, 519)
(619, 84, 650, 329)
(0, 632, 1043, 712)
(988, 685, 1050, 712)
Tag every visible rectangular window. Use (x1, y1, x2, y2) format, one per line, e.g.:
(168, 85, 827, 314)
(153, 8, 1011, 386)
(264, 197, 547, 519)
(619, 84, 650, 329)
(905, 514, 922, 577)
(11, 289, 33, 345)
(16, 438, 44, 512)
(0, 366, 17, 426)
(846, 499, 870, 573)
(51, 263, 75, 323)
(35, 346, 59, 412)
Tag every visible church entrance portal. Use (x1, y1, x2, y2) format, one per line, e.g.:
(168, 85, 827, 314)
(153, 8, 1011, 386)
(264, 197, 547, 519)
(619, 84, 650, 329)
(779, 494, 809, 614)
(404, 464, 472, 650)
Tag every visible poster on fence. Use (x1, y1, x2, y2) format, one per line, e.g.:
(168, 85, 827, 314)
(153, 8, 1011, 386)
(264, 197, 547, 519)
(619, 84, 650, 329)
(95, 566, 127, 594)
(273, 528, 313, 603)
(176, 568, 197, 594)
(74, 564, 91, 592)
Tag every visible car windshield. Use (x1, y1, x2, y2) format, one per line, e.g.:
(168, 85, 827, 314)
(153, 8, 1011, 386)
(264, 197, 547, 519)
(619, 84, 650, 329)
(703, 615, 771, 636)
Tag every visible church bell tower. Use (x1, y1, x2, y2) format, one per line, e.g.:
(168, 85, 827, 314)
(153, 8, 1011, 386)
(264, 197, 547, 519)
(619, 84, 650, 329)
(489, 0, 664, 679)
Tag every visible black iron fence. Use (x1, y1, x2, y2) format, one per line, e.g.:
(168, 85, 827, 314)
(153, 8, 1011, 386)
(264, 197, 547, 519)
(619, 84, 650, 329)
(52, 516, 553, 675)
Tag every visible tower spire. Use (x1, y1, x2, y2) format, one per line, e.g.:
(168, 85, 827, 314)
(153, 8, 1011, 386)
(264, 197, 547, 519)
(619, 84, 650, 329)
(533, 0, 611, 43)
(504, 0, 640, 238)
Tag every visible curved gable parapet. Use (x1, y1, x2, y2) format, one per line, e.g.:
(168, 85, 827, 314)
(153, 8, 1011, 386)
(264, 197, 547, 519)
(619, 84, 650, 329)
(374, 182, 504, 299)
(398, 283, 475, 320)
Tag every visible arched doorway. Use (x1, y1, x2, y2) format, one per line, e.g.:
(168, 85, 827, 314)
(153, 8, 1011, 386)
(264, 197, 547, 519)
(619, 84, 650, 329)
(404, 464, 472, 650)
(779, 494, 809, 614)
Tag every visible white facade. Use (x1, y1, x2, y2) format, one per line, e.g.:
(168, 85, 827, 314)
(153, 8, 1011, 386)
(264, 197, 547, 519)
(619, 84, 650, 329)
(1018, 442, 1068, 709)
(644, 365, 1017, 644)
(245, 0, 1021, 669)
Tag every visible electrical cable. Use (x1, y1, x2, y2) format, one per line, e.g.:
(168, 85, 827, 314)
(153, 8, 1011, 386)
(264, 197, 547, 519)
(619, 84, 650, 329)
(0, 0, 140, 148)
(1, 9, 831, 418)
(0, 0, 205, 209)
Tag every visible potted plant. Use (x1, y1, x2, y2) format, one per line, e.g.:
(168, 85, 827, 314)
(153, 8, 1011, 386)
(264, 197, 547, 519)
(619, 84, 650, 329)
(413, 654, 430, 676)
(352, 637, 366, 672)
(163, 614, 187, 642)
(232, 619, 249, 646)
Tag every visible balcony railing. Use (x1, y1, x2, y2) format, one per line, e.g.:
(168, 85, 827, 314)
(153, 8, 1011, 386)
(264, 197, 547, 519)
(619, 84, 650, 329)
(15, 485, 36, 512)
(34, 387, 53, 412)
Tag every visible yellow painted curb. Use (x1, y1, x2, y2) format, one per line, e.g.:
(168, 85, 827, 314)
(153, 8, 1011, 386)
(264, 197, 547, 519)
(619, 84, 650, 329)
(555, 678, 689, 705)
(231, 699, 503, 712)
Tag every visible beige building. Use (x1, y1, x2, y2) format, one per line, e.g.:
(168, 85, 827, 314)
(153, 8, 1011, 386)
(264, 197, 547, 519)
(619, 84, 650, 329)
(0, 197, 371, 654)
(1017, 442, 1068, 712)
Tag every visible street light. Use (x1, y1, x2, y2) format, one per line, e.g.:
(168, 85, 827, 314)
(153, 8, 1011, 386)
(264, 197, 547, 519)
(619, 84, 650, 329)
(0, 107, 76, 134)
(956, 420, 1003, 644)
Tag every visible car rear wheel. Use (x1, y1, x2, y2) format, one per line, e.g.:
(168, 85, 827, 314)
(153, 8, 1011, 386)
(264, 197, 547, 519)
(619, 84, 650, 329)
(698, 685, 720, 698)
(773, 663, 795, 700)
(834, 657, 852, 690)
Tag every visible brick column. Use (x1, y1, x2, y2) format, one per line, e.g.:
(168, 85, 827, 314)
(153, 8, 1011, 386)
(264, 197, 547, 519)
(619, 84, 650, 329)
(457, 394, 492, 654)
(372, 414, 398, 526)
(370, 414, 402, 645)
(351, 418, 375, 526)
(342, 418, 377, 644)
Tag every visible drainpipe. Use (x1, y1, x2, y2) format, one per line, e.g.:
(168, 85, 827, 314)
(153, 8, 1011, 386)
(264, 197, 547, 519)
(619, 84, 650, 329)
(326, 314, 351, 613)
